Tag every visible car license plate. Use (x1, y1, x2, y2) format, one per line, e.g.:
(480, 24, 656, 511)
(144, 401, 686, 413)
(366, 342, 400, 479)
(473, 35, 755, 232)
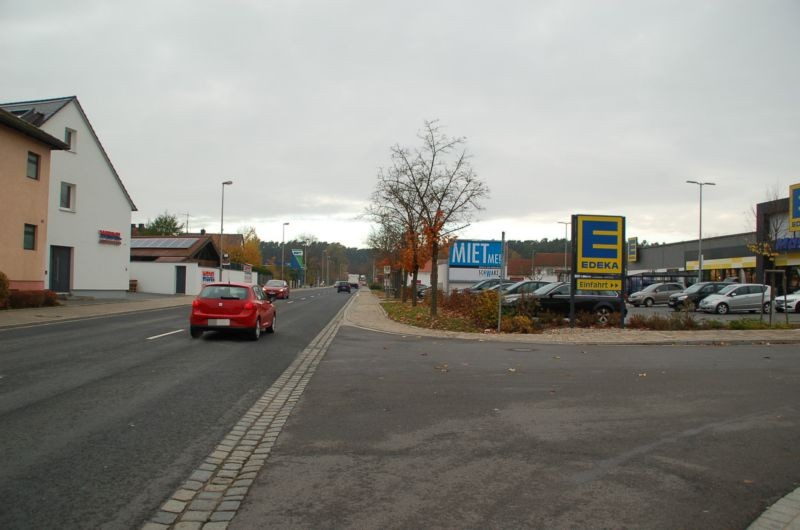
(209, 319, 230, 326)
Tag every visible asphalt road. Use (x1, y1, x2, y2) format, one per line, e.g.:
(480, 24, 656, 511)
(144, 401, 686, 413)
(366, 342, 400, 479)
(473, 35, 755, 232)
(233, 326, 800, 530)
(0, 287, 349, 529)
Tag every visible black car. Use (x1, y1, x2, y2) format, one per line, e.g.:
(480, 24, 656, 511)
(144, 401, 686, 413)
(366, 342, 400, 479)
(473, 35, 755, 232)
(667, 281, 728, 311)
(335, 280, 351, 293)
(529, 282, 624, 323)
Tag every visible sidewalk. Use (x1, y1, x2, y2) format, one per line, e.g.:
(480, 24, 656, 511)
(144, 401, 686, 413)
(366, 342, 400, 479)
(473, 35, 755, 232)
(343, 289, 800, 345)
(0, 293, 194, 328)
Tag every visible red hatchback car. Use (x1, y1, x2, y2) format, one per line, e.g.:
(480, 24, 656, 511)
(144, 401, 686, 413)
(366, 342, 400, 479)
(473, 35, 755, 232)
(190, 282, 276, 340)
(263, 279, 290, 300)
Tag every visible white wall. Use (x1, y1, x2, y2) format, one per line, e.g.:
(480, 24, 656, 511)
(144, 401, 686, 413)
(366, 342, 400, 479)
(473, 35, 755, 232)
(40, 101, 134, 295)
(129, 262, 258, 295)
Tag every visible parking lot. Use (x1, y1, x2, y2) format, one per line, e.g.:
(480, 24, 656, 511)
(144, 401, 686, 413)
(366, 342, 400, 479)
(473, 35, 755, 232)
(625, 302, 800, 324)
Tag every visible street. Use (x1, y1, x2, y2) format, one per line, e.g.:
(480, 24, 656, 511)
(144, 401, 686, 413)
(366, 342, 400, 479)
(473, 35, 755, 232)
(0, 287, 349, 529)
(233, 326, 800, 530)
(1, 290, 799, 529)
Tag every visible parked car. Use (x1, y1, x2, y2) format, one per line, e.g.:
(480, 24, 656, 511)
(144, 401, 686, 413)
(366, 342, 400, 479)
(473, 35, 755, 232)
(775, 290, 800, 313)
(263, 279, 290, 300)
(485, 282, 515, 292)
(529, 281, 623, 323)
(335, 280, 351, 293)
(190, 282, 276, 340)
(667, 282, 728, 311)
(627, 282, 684, 307)
(697, 283, 772, 314)
(414, 284, 430, 299)
(501, 280, 552, 306)
(464, 278, 505, 293)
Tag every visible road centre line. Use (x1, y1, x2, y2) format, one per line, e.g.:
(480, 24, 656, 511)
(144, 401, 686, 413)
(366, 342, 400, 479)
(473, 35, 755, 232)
(146, 329, 184, 340)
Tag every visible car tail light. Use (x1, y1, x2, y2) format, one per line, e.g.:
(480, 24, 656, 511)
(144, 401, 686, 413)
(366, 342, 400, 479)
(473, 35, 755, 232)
(192, 300, 200, 308)
(244, 301, 255, 310)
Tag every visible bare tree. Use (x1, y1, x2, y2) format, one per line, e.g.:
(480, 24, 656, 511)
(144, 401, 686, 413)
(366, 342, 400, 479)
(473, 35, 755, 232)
(392, 120, 489, 316)
(366, 162, 428, 304)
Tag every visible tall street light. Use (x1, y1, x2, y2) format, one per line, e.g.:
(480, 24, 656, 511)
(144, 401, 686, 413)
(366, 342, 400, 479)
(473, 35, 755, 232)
(686, 180, 716, 283)
(558, 221, 570, 281)
(281, 222, 290, 281)
(219, 180, 233, 281)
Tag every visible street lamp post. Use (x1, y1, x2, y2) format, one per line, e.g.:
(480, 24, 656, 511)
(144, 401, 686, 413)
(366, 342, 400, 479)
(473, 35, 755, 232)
(558, 221, 570, 281)
(219, 180, 233, 281)
(280, 222, 290, 281)
(686, 180, 716, 283)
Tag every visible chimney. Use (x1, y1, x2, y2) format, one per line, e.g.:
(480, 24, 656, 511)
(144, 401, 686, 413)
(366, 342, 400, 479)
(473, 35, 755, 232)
(200, 228, 206, 235)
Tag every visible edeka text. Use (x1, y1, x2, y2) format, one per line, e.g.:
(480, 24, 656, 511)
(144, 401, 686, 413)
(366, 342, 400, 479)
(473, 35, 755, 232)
(580, 261, 620, 270)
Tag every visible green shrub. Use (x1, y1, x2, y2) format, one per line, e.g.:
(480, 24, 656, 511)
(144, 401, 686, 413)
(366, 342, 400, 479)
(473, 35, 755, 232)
(500, 315, 537, 333)
(43, 290, 59, 306)
(627, 314, 649, 329)
(0, 271, 9, 309)
(470, 291, 500, 329)
(9, 290, 45, 308)
(513, 295, 541, 318)
(703, 319, 726, 329)
(728, 318, 771, 330)
(537, 310, 565, 327)
(575, 311, 599, 328)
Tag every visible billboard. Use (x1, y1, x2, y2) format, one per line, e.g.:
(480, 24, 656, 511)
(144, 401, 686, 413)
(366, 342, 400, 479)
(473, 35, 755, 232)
(627, 237, 638, 263)
(290, 249, 304, 270)
(790, 183, 800, 231)
(448, 240, 502, 268)
(575, 215, 624, 274)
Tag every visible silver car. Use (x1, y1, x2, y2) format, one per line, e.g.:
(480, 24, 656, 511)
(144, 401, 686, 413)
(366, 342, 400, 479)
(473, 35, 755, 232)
(775, 291, 800, 313)
(627, 282, 684, 307)
(501, 280, 552, 306)
(698, 283, 772, 314)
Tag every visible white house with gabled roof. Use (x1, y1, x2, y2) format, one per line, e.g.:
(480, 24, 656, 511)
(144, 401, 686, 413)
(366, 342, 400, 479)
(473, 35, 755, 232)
(0, 96, 137, 297)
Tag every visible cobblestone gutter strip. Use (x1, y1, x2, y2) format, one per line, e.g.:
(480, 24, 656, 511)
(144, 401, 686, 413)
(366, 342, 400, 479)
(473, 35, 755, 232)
(747, 486, 800, 530)
(142, 296, 354, 530)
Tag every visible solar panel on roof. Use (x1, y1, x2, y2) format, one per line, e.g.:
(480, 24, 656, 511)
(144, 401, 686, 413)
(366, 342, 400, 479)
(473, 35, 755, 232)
(131, 238, 198, 249)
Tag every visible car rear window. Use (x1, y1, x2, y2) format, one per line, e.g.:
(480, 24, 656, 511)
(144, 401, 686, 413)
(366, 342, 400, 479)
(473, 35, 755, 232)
(200, 286, 249, 300)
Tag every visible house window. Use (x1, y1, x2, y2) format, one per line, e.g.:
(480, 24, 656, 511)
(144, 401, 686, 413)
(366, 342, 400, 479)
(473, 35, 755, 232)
(23, 224, 36, 250)
(27, 152, 40, 179)
(64, 128, 76, 151)
(60, 182, 76, 210)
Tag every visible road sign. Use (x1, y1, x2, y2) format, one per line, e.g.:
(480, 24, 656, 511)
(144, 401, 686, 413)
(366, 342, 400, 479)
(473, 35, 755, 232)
(576, 215, 624, 274)
(577, 278, 622, 291)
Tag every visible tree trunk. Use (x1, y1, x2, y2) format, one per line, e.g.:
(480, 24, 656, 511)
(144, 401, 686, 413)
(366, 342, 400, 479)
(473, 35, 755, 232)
(401, 269, 409, 303)
(430, 242, 440, 316)
(411, 266, 419, 307)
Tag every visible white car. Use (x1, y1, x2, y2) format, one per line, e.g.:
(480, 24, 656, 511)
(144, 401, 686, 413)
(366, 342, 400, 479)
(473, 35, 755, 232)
(698, 283, 772, 314)
(775, 291, 800, 313)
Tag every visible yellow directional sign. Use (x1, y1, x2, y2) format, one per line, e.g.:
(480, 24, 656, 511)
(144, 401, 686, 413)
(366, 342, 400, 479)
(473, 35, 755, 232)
(577, 278, 622, 291)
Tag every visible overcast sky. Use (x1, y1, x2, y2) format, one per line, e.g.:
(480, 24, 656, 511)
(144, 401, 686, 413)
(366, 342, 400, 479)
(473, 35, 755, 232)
(3, 0, 799, 248)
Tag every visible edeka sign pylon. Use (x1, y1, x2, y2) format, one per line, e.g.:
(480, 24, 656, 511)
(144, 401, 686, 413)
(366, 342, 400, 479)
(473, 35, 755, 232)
(571, 214, 627, 327)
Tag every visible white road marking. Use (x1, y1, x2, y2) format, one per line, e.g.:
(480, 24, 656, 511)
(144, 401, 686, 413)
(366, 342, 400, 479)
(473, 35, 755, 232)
(146, 329, 184, 340)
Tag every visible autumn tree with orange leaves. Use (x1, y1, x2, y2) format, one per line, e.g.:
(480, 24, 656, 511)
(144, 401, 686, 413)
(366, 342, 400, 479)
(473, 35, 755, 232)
(370, 120, 488, 315)
(228, 226, 263, 267)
